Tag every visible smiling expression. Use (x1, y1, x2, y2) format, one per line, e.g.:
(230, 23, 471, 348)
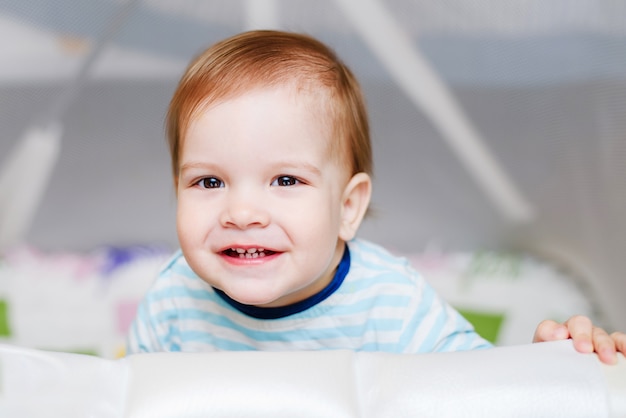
(176, 85, 368, 308)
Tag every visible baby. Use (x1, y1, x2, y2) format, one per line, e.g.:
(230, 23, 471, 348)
(128, 30, 625, 362)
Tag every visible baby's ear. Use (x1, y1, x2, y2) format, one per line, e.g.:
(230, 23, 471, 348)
(339, 172, 372, 241)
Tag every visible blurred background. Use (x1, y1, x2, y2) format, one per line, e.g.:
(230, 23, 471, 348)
(0, 0, 625, 356)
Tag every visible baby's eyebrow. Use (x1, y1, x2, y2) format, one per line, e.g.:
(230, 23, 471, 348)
(271, 161, 322, 176)
(179, 161, 217, 172)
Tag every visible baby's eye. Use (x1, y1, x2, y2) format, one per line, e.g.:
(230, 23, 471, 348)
(197, 177, 224, 189)
(271, 176, 299, 187)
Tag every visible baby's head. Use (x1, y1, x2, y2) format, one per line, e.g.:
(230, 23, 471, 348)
(167, 30, 372, 186)
(166, 31, 373, 307)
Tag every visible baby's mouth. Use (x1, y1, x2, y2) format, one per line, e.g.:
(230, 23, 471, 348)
(222, 247, 276, 259)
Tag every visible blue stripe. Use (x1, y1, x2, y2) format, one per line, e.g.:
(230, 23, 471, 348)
(153, 307, 404, 343)
(177, 331, 257, 351)
(148, 285, 213, 301)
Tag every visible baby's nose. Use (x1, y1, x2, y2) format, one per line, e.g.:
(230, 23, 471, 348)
(220, 192, 270, 229)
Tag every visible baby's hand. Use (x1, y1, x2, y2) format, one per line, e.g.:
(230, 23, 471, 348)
(533, 315, 626, 365)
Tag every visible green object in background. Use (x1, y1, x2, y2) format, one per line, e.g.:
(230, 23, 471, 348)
(0, 300, 11, 337)
(68, 348, 99, 357)
(40, 347, 99, 357)
(457, 308, 505, 344)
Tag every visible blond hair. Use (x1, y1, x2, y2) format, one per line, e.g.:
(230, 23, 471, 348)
(167, 30, 372, 182)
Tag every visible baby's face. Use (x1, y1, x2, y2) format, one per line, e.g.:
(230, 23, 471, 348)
(176, 85, 353, 307)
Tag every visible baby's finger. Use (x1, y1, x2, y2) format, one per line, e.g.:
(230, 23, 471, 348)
(593, 327, 617, 365)
(533, 319, 568, 343)
(564, 315, 593, 353)
(611, 331, 626, 354)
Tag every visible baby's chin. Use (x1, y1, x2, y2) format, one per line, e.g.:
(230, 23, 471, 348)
(220, 285, 293, 308)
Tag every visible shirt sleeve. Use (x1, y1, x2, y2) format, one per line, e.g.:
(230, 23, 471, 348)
(126, 296, 163, 354)
(396, 274, 493, 353)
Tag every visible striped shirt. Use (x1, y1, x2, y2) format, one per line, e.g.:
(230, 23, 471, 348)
(127, 239, 491, 354)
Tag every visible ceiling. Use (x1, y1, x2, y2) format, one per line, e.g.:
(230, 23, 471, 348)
(0, 0, 625, 329)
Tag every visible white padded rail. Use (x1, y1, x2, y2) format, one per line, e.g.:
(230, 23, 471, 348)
(0, 343, 128, 417)
(1, 341, 624, 417)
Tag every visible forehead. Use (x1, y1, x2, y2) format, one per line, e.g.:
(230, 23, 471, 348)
(184, 85, 347, 161)
(183, 86, 333, 163)
(194, 83, 329, 127)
